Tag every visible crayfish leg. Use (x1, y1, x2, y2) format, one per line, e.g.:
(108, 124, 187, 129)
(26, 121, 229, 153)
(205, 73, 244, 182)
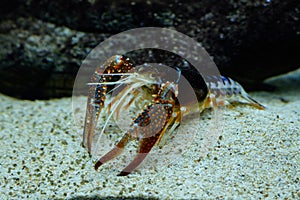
(157, 111, 181, 148)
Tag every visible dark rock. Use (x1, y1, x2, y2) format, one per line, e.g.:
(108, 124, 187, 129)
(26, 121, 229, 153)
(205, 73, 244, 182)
(0, 17, 108, 99)
(222, 0, 300, 89)
(0, 0, 299, 99)
(0, 0, 21, 15)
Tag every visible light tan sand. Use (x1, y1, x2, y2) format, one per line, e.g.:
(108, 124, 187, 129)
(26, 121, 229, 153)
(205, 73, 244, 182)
(0, 69, 299, 199)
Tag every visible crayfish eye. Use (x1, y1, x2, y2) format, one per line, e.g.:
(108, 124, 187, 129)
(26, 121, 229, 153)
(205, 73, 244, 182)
(114, 55, 123, 63)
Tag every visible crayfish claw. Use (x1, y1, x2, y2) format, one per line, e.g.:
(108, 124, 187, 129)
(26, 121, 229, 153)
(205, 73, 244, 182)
(117, 153, 148, 176)
(118, 132, 162, 175)
(95, 99, 174, 175)
(94, 132, 131, 171)
(83, 55, 134, 153)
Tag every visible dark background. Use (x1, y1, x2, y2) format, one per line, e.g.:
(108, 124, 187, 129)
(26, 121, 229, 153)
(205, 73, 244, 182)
(0, 0, 299, 99)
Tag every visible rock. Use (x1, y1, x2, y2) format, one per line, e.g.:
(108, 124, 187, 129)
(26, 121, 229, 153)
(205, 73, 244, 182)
(0, 0, 299, 99)
(0, 17, 108, 99)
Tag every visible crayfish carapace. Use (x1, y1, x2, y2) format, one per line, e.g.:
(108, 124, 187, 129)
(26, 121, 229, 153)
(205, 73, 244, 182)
(83, 55, 265, 176)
